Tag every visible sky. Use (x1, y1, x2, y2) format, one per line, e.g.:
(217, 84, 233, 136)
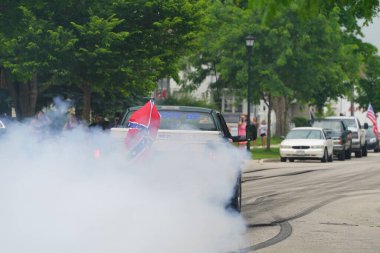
(361, 14, 380, 52)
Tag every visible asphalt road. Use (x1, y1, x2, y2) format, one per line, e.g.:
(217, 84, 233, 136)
(239, 152, 380, 253)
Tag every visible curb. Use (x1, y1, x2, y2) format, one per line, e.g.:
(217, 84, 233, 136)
(259, 158, 280, 164)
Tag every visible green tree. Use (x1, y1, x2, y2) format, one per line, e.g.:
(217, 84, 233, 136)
(0, 0, 204, 120)
(249, 0, 380, 32)
(357, 53, 380, 112)
(182, 1, 369, 136)
(0, 5, 73, 119)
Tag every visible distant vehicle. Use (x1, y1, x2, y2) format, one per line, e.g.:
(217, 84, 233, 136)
(326, 116, 368, 158)
(365, 126, 380, 152)
(312, 118, 352, 161)
(280, 127, 333, 163)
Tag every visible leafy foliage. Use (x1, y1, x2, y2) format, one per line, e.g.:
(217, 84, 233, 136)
(357, 54, 380, 112)
(0, 0, 205, 119)
(158, 95, 217, 109)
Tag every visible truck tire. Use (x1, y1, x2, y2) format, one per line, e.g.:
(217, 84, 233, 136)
(338, 150, 345, 161)
(355, 149, 362, 158)
(362, 143, 368, 157)
(328, 153, 333, 162)
(280, 157, 287, 162)
(230, 176, 241, 212)
(345, 148, 351, 159)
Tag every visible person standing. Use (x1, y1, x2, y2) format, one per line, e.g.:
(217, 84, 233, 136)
(237, 114, 248, 148)
(259, 119, 268, 147)
(88, 115, 103, 129)
(251, 117, 258, 147)
(63, 113, 79, 131)
(109, 112, 122, 128)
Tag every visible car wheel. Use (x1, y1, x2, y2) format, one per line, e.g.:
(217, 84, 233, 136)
(375, 143, 380, 153)
(362, 143, 368, 157)
(280, 157, 287, 162)
(289, 158, 295, 162)
(338, 150, 346, 161)
(345, 148, 351, 159)
(321, 149, 328, 163)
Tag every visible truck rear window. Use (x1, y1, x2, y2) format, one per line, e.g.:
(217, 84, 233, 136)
(124, 110, 217, 131)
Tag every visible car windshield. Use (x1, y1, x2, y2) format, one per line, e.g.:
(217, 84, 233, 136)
(342, 119, 356, 128)
(313, 121, 341, 131)
(286, 129, 324, 140)
(366, 128, 376, 138)
(124, 110, 217, 131)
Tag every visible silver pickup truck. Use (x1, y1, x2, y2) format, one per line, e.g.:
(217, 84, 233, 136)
(110, 105, 257, 212)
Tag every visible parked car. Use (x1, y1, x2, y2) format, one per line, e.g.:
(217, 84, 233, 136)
(326, 116, 368, 158)
(312, 118, 352, 160)
(280, 127, 333, 163)
(365, 126, 380, 152)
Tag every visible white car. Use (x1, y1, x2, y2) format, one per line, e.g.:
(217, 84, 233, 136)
(280, 127, 334, 163)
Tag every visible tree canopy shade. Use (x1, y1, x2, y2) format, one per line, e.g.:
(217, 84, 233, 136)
(182, 0, 378, 135)
(248, 0, 380, 33)
(357, 53, 380, 113)
(0, 0, 205, 120)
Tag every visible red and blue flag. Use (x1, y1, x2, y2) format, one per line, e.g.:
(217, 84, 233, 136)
(125, 100, 160, 160)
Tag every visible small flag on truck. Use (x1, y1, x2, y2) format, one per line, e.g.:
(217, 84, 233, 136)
(125, 99, 161, 160)
(366, 103, 378, 138)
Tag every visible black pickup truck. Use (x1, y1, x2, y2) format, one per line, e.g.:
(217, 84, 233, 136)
(313, 118, 352, 160)
(111, 105, 257, 212)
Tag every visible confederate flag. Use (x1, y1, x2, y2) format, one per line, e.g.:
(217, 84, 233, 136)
(125, 100, 161, 160)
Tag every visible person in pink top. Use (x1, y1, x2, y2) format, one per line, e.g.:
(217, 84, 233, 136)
(237, 114, 248, 148)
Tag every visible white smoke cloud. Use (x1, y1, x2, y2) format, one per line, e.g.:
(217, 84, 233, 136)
(0, 107, 247, 253)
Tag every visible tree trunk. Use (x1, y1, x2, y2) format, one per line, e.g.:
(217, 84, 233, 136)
(82, 81, 92, 122)
(266, 94, 272, 150)
(272, 96, 289, 137)
(2, 68, 38, 120)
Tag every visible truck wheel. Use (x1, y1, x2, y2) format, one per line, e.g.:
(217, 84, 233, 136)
(289, 158, 295, 162)
(362, 143, 368, 157)
(338, 150, 345, 161)
(345, 148, 351, 159)
(280, 157, 287, 162)
(321, 149, 328, 163)
(355, 149, 362, 158)
(328, 153, 333, 162)
(229, 176, 241, 212)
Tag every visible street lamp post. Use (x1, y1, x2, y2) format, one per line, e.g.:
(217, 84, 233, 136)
(246, 35, 254, 151)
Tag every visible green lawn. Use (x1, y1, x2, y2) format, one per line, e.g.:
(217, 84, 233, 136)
(254, 135, 282, 146)
(250, 147, 280, 160)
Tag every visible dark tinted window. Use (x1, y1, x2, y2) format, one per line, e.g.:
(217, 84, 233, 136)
(124, 110, 217, 131)
(313, 121, 342, 131)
